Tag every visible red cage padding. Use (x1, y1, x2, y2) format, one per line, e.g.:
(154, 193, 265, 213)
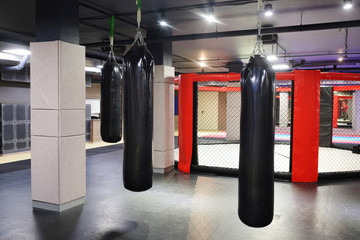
(291, 70, 321, 182)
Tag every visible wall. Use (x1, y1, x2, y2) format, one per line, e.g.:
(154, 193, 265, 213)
(218, 92, 227, 131)
(198, 91, 219, 131)
(86, 83, 100, 99)
(0, 82, 30, 104)
(226, 82, 241, 140)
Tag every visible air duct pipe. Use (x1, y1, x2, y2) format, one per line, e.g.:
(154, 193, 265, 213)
(1, 54, 30, 71)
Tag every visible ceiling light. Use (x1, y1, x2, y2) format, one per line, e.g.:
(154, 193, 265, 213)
(3, 49, 31, 56)
(267, 55, 278, 61)
(272, 64, 289, 70)
(159, 11, 169, 27)
(199, 62, 207, 67)
(0, 52, 19, 61)
(96, 65, 103, 69)
(343, 0, 353, 9)
(264, 3, 273, 17)
(159, 20, 168, 26)
(338, 57, 344, 62)
(205, 6, 216, 22)
(85, 67, 101, 73)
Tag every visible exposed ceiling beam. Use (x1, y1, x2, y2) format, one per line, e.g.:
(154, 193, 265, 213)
(79, 20, 133, 39)
(83, 20, 360, 48)
(173, 52, 360, 63)
(85, 49, 123, 62)
(79, 1, 147, 30)
(80, 0, 274, 21)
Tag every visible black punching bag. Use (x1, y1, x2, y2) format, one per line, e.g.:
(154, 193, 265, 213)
(239, 55, 275, 227)
(123, 44, 154, 192)
(100, 60, 123, 143)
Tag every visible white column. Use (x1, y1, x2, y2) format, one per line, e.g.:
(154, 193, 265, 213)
(352, 90, 360, 134)
(30, 41, 86, 212)
(226, 82, 241, 140)
(279, 92, 289, 127)
(153, 65, 175, 173)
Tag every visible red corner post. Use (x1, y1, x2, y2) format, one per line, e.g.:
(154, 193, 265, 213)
(333, 95, 339, 128)
(292, 70, 321, 182)
(178, 74, 195, 173)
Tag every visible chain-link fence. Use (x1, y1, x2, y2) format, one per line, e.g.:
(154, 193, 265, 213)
(174, 77, 360, 178)
(318, 80, 360, 174)
(193, 80, 292, 174)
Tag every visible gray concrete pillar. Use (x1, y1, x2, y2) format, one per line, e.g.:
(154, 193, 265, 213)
(153, 65, 175, 173)
(30, 41, 86, 211)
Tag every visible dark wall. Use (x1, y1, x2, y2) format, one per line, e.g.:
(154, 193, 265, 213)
(0, 83, 30, 104)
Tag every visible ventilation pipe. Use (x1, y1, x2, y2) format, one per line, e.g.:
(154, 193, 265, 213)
(1, 54, 30, 71)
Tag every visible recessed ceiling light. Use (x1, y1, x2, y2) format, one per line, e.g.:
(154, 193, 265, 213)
(272, 64, 289, 70)
(3, 49, 31, 56)
(338, 57, 344, 62)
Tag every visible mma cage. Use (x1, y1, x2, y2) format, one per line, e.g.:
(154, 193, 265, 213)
(174, 71, 360, 182)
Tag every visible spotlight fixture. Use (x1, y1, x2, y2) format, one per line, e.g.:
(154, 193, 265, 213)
(343, 0, 353, 9)
(159, 11, 169, 27)
(338, 57, 344, 62)
(199, 62, 207, 67)
(159, 20, 168, 26)
(267, 55, 278, 61)
(264, 3, 273, 17)
(205, 6, 216, 22)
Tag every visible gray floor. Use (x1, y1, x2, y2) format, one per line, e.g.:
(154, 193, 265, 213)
(0, 145, 360, 240)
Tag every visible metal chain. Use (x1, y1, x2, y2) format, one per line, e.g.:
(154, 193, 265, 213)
(345, 28, 348, 58)
(132, 29, 146, 46)
(251, 1, 266, 57)
(108, 45, 117, 63)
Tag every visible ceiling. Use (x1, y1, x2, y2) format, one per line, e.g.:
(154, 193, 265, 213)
(0, 0, 360, 73)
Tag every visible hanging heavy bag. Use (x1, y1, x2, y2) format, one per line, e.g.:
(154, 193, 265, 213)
(100, 60, 123, 143)
(239, 55, 275, 227)
(123, 44, 154, 192)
